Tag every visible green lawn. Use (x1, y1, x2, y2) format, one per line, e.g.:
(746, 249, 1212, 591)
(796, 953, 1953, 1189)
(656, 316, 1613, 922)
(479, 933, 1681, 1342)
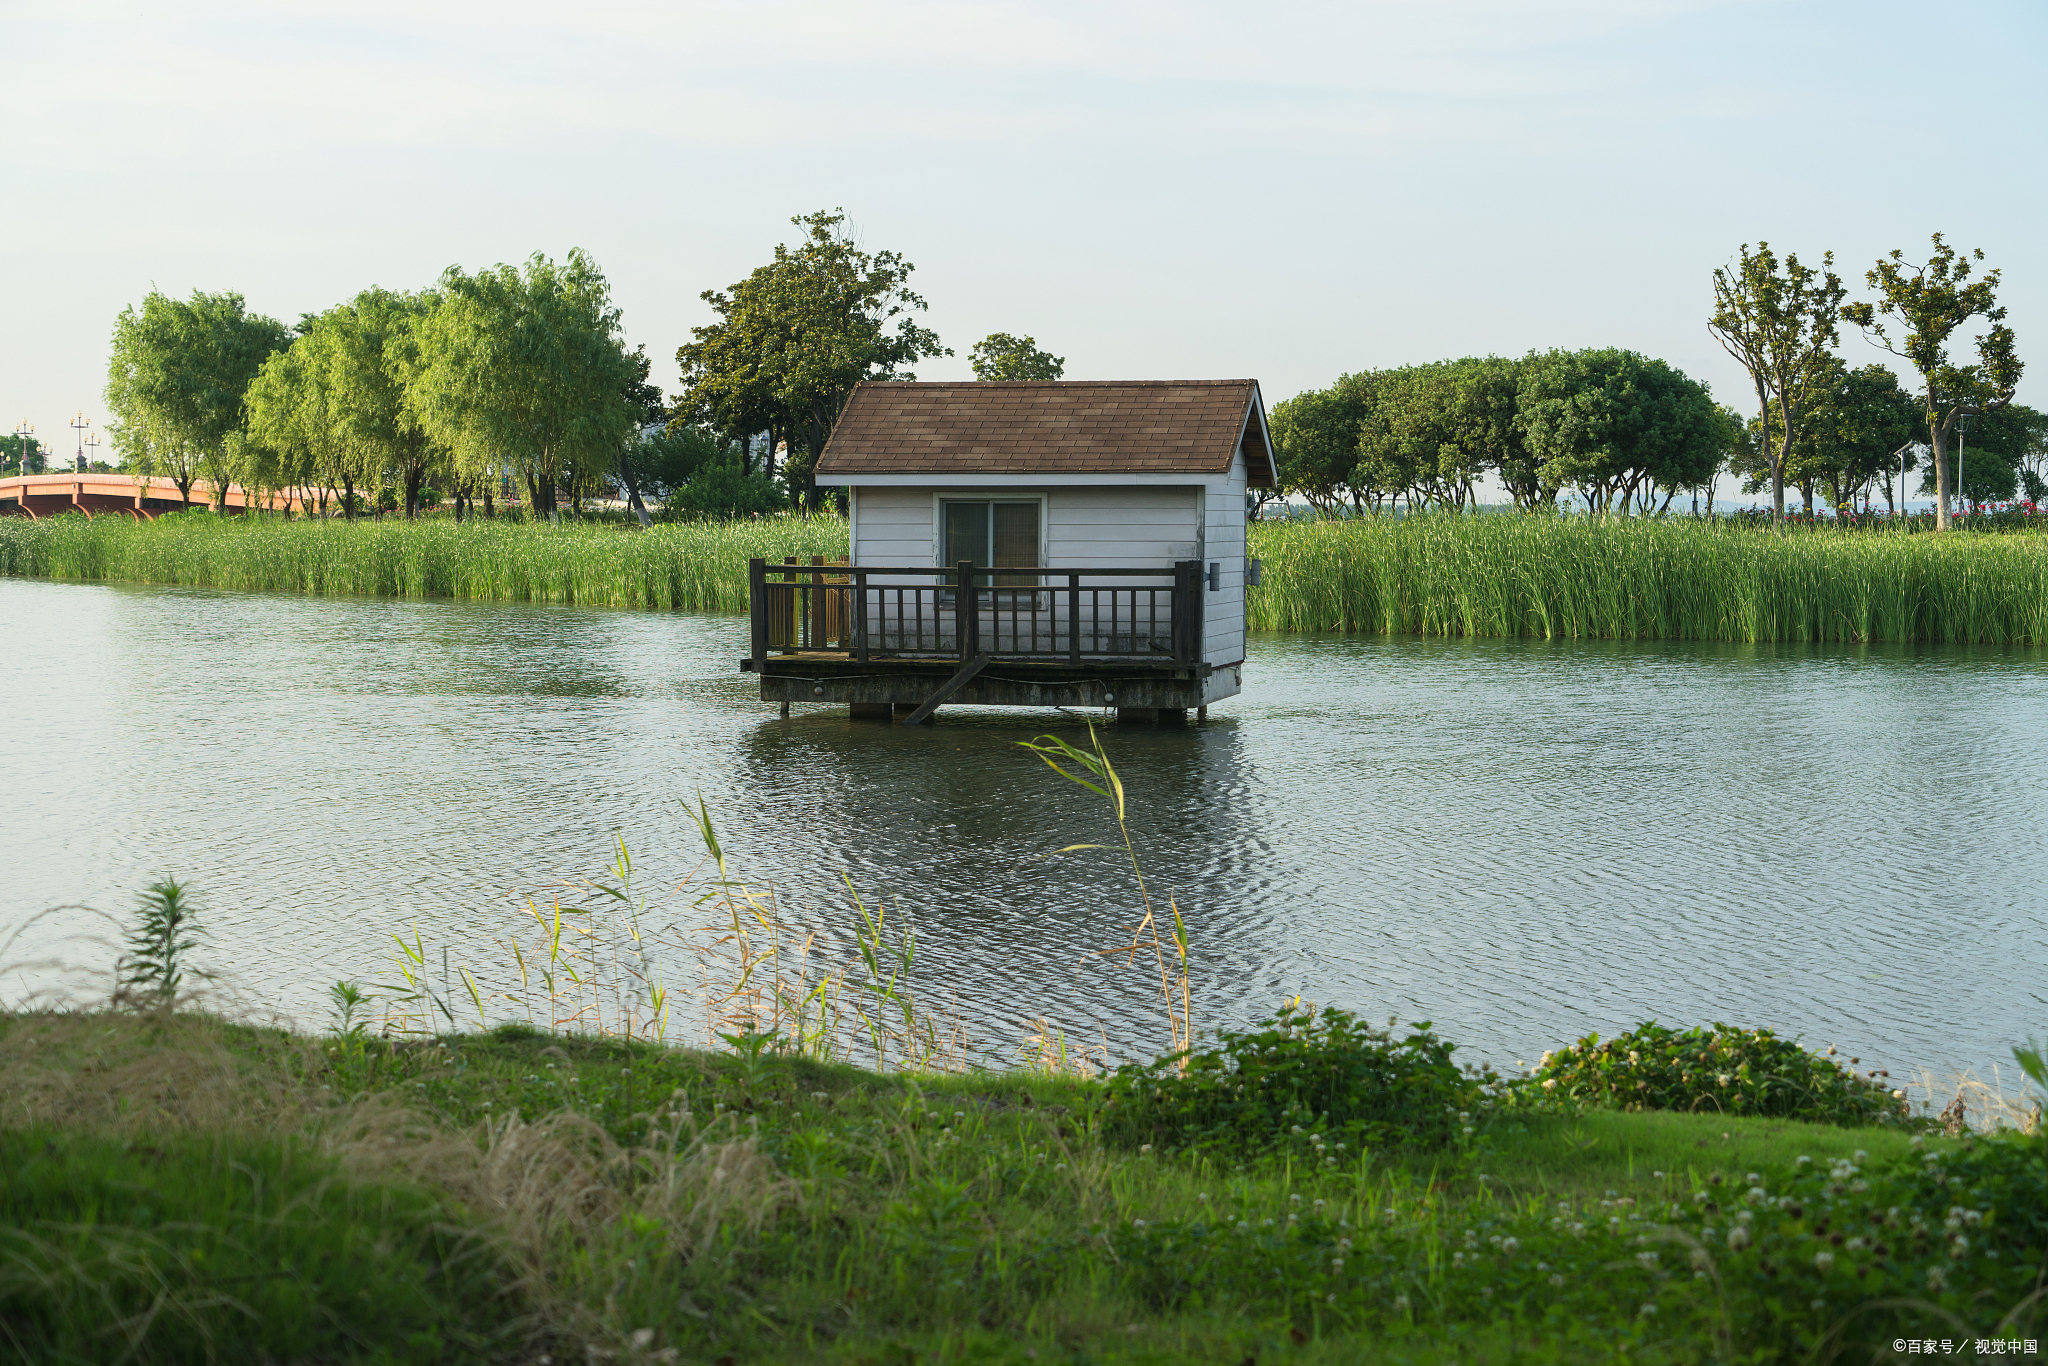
(3, 1011, 2041, 1364)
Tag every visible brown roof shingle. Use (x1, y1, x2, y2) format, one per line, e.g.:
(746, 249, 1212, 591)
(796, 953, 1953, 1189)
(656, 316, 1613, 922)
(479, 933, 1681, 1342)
(814, 380, 1274, 485)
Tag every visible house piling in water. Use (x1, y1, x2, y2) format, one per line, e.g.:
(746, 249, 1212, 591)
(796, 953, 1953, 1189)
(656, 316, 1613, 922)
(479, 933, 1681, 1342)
(744, 379, 1274, 723)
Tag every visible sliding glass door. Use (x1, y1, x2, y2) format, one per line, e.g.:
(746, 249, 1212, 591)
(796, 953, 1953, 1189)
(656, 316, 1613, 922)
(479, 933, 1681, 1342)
(941, 500, 1040, 586)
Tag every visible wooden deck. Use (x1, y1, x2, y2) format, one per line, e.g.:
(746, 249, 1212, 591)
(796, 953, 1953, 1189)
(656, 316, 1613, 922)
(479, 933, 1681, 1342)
(745, 557, 1236, 720)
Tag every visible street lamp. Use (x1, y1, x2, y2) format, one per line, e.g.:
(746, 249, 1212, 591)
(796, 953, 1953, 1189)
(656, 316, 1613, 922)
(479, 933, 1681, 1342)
(85, 431, 103, 470)
(1955, 414, 1973, 521)
(12, 420, 33, 476)
(71, 412, 91, 474)
(1890, 441, 1915, 519)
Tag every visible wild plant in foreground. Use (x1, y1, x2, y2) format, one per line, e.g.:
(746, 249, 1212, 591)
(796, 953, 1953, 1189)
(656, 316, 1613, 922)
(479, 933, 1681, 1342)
(115, 878, 203, 1011)
(1019, 724, 1194, 1064)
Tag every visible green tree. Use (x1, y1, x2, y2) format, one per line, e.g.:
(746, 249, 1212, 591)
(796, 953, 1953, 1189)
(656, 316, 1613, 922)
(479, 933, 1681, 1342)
(613, 344, 667, 525)
(1841, 234, 2023, 531)
(245, 325, 364, 518)
(673, 210, 949, 507)
(1517, 348, 1723, 515)
(1269, 380, 1367, 514)
(969, 333, 1065, 381)
(326, 288, 446, 519)
(1708, 243, 1848, 523)
(1929, 402, 2044, 508)
(1728, 362, 1920, 514)
(1357, 358, 1531, 510)
(410, 250, 639, 517)
(104, 290, 291, 509)
(1, 434, 51, 475)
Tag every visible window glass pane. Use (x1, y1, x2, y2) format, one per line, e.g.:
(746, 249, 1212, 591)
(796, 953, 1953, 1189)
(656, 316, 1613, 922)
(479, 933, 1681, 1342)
(942, 501, 989, 567)
(992, 502, 1038, 567)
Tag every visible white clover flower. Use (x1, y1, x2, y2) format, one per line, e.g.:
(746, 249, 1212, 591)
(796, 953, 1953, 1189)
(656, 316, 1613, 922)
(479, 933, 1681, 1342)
(1636, 1251, 1658, 1268)
(1852, 1150, 1867, 1163)
(1726, 1226, 1751, 1250)
(1139, 1144, 1152, 1154)
(1548, 1273, 1565, 1288)
(1639, 1302, 1657, 1317)
(1813, 1252, 1834, 1273)
(1796, 1155, 1811, 1166)
(1745, 1187, 1767, 1206)
(1196, 1192, 1209, 1202)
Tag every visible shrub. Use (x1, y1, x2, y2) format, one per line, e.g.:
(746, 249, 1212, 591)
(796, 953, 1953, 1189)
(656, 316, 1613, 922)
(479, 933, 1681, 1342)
(1104, 1001, 1478, 1157)
(1527, 1021, 1911, 1126)
(1672, 1129, 2048, 1358)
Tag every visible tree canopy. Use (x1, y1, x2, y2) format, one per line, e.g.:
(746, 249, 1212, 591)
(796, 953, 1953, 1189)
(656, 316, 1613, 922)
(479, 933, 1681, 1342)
(1274, 351, 1726, 516)
(970, 333, 1065, 381)
(410, 250, 640, 516)
(1842, 233, 2024, 529)
(104, 290, 290, 508)
(1707, 242, 1848, 524)
(673, 210, 949, 506)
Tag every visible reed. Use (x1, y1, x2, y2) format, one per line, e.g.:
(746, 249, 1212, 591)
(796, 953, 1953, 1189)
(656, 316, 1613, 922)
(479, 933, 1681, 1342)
(0, 510, 848, 612)
(1245, 514, 2048, 645)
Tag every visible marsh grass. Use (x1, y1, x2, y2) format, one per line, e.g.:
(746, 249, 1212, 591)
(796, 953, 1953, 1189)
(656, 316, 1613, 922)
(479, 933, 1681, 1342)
(0, 509, 848, 611)
(1245, 514, 2048, 644)
(15, 508, 2048, 646)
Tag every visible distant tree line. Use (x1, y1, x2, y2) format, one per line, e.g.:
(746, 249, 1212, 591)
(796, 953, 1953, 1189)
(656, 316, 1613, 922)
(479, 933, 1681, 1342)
(1270, 351, 1740, 517)
(1273, 235, 2036, 525)
(98, 211, 1064, 521)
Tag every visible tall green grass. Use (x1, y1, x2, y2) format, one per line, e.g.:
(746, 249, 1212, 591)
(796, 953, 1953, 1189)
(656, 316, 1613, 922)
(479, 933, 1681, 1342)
(6, 510, 2047, 643)
(1245, 515, 2048, 645)
(0, 511, 848, 611)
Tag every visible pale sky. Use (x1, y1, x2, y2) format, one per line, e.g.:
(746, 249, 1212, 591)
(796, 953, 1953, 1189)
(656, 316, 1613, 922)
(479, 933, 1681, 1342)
(5, 0, 2044, 494)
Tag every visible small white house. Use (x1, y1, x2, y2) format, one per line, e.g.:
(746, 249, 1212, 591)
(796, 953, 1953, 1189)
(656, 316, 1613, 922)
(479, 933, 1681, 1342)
(749, 379, 1276, 722)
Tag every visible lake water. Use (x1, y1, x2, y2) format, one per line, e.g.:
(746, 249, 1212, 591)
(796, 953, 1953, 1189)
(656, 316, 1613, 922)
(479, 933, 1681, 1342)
(5, 577, 2045, 1084)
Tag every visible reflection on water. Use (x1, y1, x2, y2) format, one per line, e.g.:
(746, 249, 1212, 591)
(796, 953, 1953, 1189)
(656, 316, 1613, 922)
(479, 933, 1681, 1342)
(4, 577, 2044, 1080)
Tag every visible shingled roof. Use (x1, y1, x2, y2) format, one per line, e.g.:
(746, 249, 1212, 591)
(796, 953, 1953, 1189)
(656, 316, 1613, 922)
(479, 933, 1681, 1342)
(814, 380, 1275, 486)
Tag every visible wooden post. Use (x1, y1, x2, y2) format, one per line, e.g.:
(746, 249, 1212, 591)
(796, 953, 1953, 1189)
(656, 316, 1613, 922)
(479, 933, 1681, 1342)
(957, 559, 979, 662)
(853, 567, 870, 662)
(748, 558, 768, 673)
(1172, 560, 1202, 665)
(1067, 570, 1081, 664)
(810, 553, 826, 649)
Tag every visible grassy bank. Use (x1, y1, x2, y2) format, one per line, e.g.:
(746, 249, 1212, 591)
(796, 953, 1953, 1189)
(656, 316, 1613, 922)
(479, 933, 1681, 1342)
(1247, 516, 2048, 645)
(0, 512, 849, 612)
(5, 510, 2048, 644)
(6, 1006, 2041, 1366)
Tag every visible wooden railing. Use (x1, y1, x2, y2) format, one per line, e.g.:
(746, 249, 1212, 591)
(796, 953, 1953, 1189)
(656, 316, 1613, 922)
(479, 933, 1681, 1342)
(749, 557, 1203, 668)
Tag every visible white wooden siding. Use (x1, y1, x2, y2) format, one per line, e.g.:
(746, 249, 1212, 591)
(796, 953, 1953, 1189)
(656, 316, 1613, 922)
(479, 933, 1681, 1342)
(850, 481, 1247, 668)
(1200, 445, 1250, 666)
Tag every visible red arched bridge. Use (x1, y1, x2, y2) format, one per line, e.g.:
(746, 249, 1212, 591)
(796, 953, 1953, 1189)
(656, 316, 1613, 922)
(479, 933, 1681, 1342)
(0, 473, 316, 520)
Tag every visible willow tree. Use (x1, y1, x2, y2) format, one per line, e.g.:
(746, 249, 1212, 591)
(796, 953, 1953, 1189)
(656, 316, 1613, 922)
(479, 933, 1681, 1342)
(1708, 243, 1848, 524)
(326, 288, 447, 518)
(1842, 235, 2023, 530)
(411, 250, 639, 516)
(104, 289, 289, 508)
(675, 210, 949, 506)
(245, 326, 362, 517)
